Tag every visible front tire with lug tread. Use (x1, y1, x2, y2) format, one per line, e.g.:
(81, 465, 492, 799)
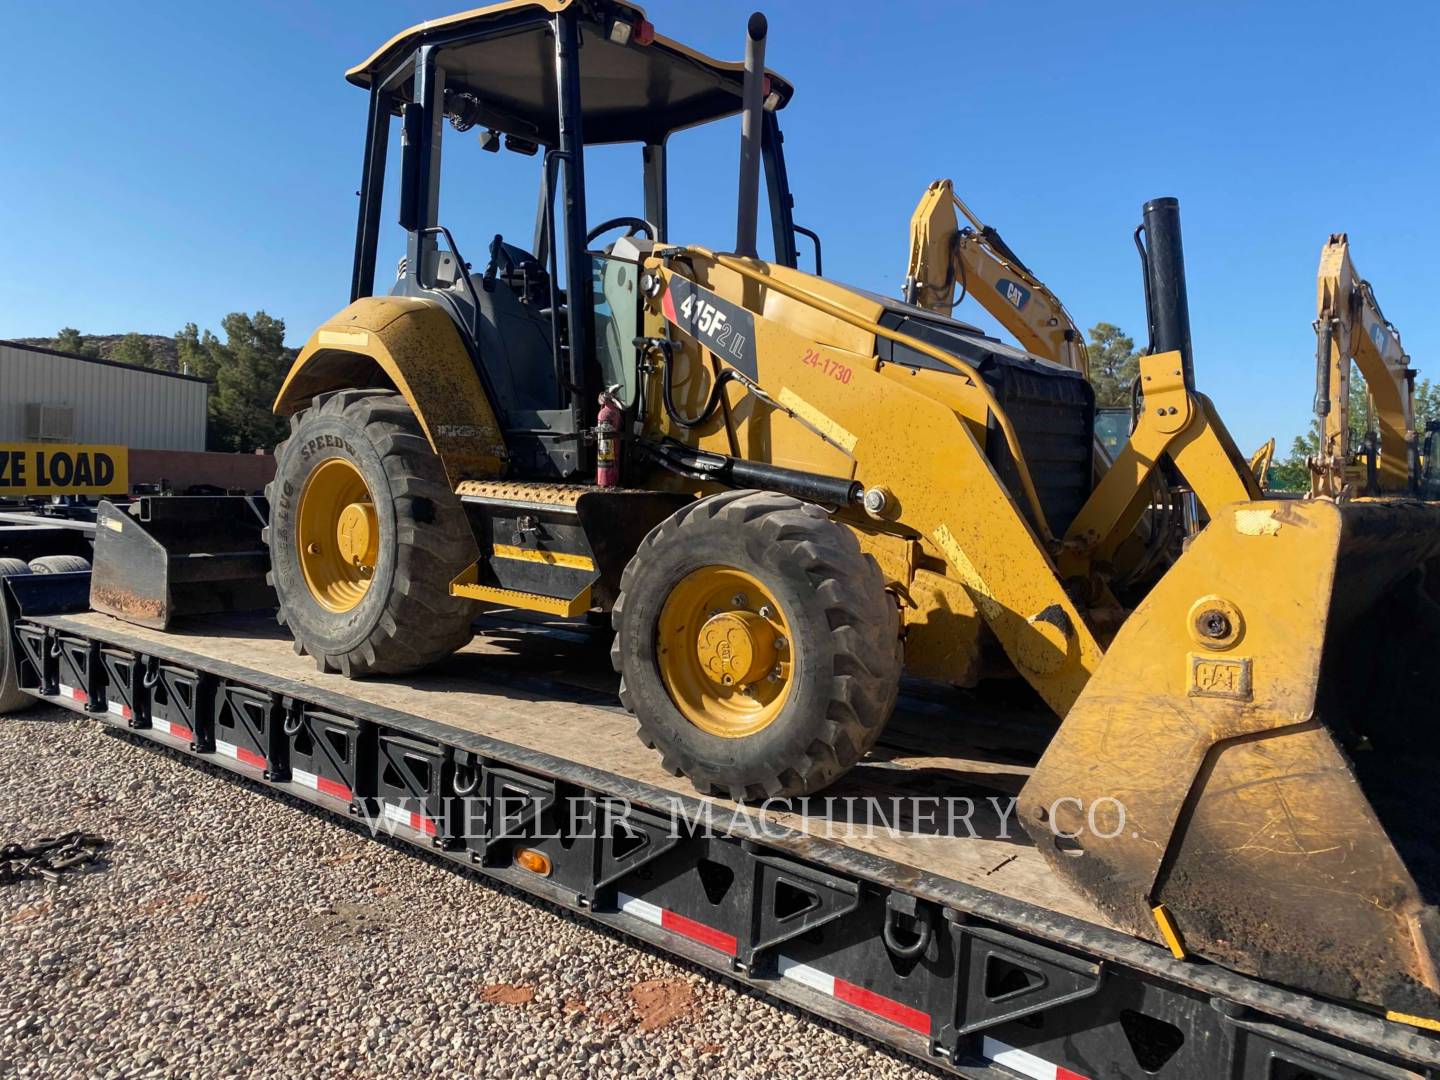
(612, 490, 901, 801)
(265, 389, 478, 677)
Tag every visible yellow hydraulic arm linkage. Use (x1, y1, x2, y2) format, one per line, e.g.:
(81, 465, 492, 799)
(1311, 232, 1417, 496)
(904, 179, 1089, 376)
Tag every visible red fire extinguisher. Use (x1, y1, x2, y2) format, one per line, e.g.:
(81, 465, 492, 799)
(596, 389, 623, 488)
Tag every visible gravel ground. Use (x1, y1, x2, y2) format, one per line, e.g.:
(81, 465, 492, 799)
(0, 706, 940, 1079)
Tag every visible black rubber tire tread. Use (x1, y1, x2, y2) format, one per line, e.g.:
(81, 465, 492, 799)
(611, 489, 901, 801)
(28, 554, 91, 574)
(264, 389, 478, 677)
(0, 559, 33, 578)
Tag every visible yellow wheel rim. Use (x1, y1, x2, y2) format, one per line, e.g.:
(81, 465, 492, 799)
(297, 457, 377, 614)
(656, 566, 795, 738)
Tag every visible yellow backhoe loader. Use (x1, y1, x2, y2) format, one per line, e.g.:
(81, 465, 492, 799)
(248, 0, 1440, 1019)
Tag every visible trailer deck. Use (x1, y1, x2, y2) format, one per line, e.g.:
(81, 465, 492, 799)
(5, 574, 1440, 1079)
(56, 608, 1101, 925)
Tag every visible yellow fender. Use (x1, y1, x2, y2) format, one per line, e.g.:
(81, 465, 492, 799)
(274, 296, 506, 485)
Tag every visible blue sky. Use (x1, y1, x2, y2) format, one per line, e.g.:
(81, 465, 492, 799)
(1, 0, 1436, 453)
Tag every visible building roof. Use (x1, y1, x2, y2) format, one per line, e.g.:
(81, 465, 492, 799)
(0, 340, 212, 384)
(346, 0, 794, 145)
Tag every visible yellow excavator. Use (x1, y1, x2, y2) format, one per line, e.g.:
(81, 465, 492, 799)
(1310, 232, 1419, 496)
(221, 0, 1440, 1020)
(904, 179, 1089, 377)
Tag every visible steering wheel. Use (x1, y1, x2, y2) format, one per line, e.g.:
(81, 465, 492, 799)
(585, 216, 656, 246)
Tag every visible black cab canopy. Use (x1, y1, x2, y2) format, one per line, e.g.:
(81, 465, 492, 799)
(346, 0, 794, 145)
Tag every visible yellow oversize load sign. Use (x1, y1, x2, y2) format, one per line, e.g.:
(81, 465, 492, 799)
(0, 443, 128, 496)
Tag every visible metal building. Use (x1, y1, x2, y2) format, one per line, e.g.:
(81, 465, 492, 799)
(0, 340, 208, 451)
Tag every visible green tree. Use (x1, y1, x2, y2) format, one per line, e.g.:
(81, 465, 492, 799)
(111, 332, 156, 370)
(1087, 322, 1140, 407)
(191, 312, 290, 453)
(1415, 377, 1440, 432)
(174, 322, 221, 380)
(1267, 430, 1318, 492)
(53, 327, 99, 357)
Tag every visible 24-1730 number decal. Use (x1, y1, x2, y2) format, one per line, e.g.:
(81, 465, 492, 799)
(801, 348, 853, 384)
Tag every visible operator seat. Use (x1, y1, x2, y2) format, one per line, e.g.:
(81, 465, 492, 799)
(468, 234, 563, 415)
(392, 235, 563, 417)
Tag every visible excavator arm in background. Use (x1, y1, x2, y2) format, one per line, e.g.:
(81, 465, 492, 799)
(1311, 232, 1416, 496)
(904, 179, 1089, 376)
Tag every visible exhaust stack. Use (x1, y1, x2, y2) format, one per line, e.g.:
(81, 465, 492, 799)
(734, 12, 767, 258)
(1139, 196, 1195, 391)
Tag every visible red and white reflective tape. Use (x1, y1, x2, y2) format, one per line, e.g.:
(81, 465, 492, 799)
(150, 715, 193, 742)
(215, 738, 266, 770)
(982, 1036, 1089, 1080)
(617, 893, 738, 957)
(57, 683, 88, 706)
(290, 767, 352, 802)
(777, 954, 930, 1035)
(106, 700, 133, 721)
(381, 801, 437, 836)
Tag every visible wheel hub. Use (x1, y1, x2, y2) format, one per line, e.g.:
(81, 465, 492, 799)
(656, 566, 794, 738)
(695, 610, 777, 687)
(296, 457, 376, 614)
(336, 501, 378, 568)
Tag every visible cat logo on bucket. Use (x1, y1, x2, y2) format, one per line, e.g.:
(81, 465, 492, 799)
(0, 443, 128, 496)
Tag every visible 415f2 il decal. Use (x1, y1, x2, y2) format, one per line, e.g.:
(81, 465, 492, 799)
(661, 276, 758, 379)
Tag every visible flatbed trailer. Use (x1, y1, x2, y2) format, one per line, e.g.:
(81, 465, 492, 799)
(3, 568, 1439, 1080)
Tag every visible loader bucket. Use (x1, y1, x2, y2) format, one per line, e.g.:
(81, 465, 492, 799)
(89, 496, 277, 630)
(1020, 498, 1440, 1016)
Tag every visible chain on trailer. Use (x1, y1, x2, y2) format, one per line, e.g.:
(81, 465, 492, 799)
(2, 576, 1439, 1079)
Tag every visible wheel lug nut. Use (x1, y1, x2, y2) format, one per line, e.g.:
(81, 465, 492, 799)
(774, 637, 787, 651)
(306, 542, 321, 555)
(731, 593, 747, 608)
(758, 605, 772, 619)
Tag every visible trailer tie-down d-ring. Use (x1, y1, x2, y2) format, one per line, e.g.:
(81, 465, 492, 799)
(884, 892, 934, 960)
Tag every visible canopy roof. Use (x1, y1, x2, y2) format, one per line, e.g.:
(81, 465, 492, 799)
(347, 0, 794, 145)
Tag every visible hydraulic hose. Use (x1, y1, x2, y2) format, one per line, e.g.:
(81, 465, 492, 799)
(661, 349, 743, 430)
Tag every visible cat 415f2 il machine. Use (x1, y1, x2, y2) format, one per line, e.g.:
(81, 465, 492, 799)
(193, 1, 1440, 1023)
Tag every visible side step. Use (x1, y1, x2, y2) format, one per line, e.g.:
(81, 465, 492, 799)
(451, 481, 688, 616)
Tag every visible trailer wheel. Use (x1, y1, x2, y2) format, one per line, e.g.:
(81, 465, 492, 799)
(265, 389, 478, 676)
(28, 554, 91, 574)
(612, 490, 901, 801)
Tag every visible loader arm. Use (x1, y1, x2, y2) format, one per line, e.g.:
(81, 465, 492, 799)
(1313, 232, 1416, 496)
(905, 179, 1090, 377)
(1059, 352, 1262, 580)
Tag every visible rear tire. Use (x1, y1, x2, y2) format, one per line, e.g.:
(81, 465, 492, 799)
(612, 490, 901, 801)
(265, 389, 478, 677)
(28, 554, 91, 574)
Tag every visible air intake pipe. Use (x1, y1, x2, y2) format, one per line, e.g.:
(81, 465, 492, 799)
(1137, 196, 1195, 391)
(734, 12, 767, 258)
